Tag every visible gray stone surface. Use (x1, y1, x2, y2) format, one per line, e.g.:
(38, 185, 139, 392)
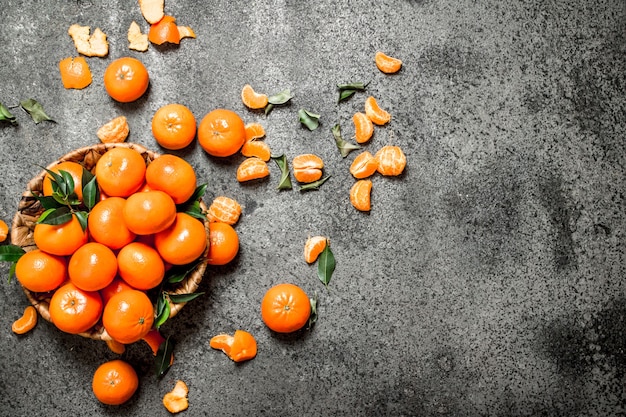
(1, 0, 626, 415)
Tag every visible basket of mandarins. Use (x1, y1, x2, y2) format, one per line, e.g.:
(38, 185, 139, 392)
(10, 142, 208, 343)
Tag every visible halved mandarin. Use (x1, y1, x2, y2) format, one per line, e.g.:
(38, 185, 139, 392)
(375, 145, 406, 176)
(364, 96, 391, 126)
(237, 157, 270, 182)
(292, 154, 324, 183)
(353, 112, 374, 144)
(350, 179, 372, 212)
(349, 151, 378, 179)
(207, 196, 242, 225)
(241, 84, 269, 110)
(375, 51, 402, 74)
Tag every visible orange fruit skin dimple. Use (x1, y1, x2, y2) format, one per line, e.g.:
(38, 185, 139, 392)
(364, 96, 391, 126)
(15, 249, 67, 293)
(123, 190, 177, 235)
(103, 57, 149, 103)
(350, 179, 373, 212)
(375, 51, 403, 74)
(292, 154, 324, 183)
(151, 103, 197, 150)
(33, 214, 88, 256)
(145, 154, 197, 204)
(261, 283, 311, 333)
(207, 196, 242, 225)
(154, 212, 208, 265)
(92, 359, 139, 406)
(95, 147, 147, 197)
(241, 84, 269, 110)
(68, 242, 118, 292)
(303, 235, 327, 264)
(353, 112, 374, 144)
(197, 109, 247, 157)
(102, 289, 154, 344)
(237, 157, 270, 182)
(59, 56, 92, 89)
(375, 145, 407, 176)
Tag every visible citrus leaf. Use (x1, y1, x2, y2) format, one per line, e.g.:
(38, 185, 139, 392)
(82, 174, 99, 210)
(20, 99, 54, 123)
(317, 239, 335, 286)
(299, 109, 320, 131)
(154, 335, 175, 378)
(271, 154, 293, 190)
(168, 292, 204, 303)
(155, 293, 171, 329)
(37, 206, 72, 225)
(33, 194, 62, 210)
(264, 103, 275, 116)
(166, 261, 202, 284)
(331, 123, 360, 157)
(74, 210, 88, 231)
(0, 103, 17, 124)
(268, 89, 293, 105)
(337, 82, 368, 103)
(177, 183, 208, 216)
(338, 89, 357, 103)
(299, 175, 330, 191)
(0, 245, 25, 262)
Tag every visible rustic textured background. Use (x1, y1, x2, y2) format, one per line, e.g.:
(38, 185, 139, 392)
(1, 0, 625, 415)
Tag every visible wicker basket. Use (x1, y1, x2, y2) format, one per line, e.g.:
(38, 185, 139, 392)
(10, 142, 208, 341)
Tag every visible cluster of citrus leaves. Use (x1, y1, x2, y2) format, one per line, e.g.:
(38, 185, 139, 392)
(0, 99, 54, 125)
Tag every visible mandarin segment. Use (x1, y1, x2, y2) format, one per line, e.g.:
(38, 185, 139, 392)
(375, 51, 403, 74)
(349, 151, 379, 179)
(350, 179, 373, 212)
(241, 139, 271, 161)
(163, 380, 189, 414)
(12, 305, 37, 335)
(207, 196, 242, 225)
(364, 96, 391, 125)
(241, 84, 269, 110)
(97, 116, 130, 143)
(353, 112, 374, 144)
(237, 157, 270, 182)
(303, 235, 327, 264)
(59, 56, 92, 90)
(375, 145, 406, 176)
(210, 330, 257, 362)
(244, 122, 266, 141)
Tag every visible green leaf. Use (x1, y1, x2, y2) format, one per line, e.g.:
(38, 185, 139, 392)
(82, 175, 99, 210)
(299, 175, 330, 191)
(317, 239, 335, 286)
(33, 194, 62, 210)
(0, 103, 17, 124)
(337, 82, 368, 103)
(331, 124, 360, 158)
(0, 245, 25, 263)
(166, 261, 202, 284)
(155, 293, 171, 329)
(37, 206, 72, 225)
(168, 292, 204, 303)
(298, 109, 321, 131)
(74, 210, 88, 231)
(268, 89, 293, 105)
(307, 292, 318, 330)
(271, 154, 293, 190)
(264, 103, 275, 116)
(177, 183, 208, 217)
(20, 99, 54, 124)
(154, 336, 175, 378)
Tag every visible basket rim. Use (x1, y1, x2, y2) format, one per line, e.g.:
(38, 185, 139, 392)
(10, 142, 208, 341)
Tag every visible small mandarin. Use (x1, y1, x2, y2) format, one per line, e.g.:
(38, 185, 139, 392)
(49, 282, 103, 334)
(375, 145, 406, 176)
(241, 139, 271, 161)
(237, 157, 270, 182)
(207, 222, 239, 266)
(95, 147, 147, 197)
(102, 289, 154, 344)
(197, 109, 247, 157)
(103, 57, 149, 103)
(117, 241, 165, 290)
(154, 212, 208, 265)
(353, 112, 374, 144)
(42, 161, 85, 201)
(88, 197, 136, 250)
(33, 214, 88, 256)
(123, 190, 177, 235)
(151, 103, 197, 150)
(261, 283, 311, 333)
(0, 219, 8, 243)
(68, 242, 118, 292)
(92, 359, 139, 406)
(100, 278, 134, 304)
(15, 249, 67, 293)
(145, 154, 197, 204)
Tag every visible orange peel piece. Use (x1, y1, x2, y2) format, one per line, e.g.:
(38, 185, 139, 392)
(59, 56, 92, 90)
(163, 380, 189, 414)
(97, 116, 130, 143)
(149, 15, 180, 45)
(139, 0, 165, 24)
(210, 330, 257, 362)
(105, 339, 126, 354)
(128, 21, 149, 52)
(68, 24, 109, 57)
(177, 26, 196, 40)
(0, 219, 8, 243)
